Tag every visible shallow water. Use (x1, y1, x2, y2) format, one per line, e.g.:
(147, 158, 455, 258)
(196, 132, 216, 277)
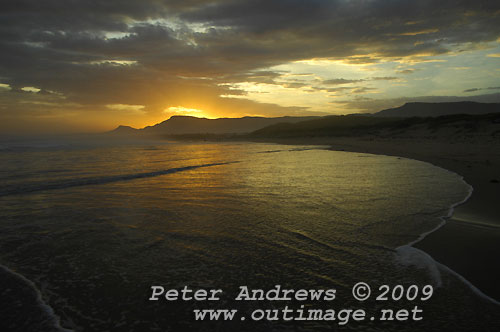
(0, 142, 498, 331)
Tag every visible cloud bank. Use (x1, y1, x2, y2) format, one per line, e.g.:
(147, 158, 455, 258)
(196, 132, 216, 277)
(1, 0, 499, 132)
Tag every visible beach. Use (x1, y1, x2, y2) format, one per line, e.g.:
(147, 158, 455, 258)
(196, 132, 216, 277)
(255, 135, 500, 302)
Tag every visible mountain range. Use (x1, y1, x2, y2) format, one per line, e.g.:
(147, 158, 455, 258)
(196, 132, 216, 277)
(110, 116, 317, 136)
(373, 101, 500, 118)
(109, 101, 500, 137)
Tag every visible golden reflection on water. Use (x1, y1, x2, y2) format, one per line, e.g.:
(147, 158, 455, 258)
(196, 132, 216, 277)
(0, 142, 488, 332)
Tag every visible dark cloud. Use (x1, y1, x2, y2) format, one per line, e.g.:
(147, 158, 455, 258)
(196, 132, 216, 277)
(282, 82, 308, 89)
(1, 0, 499, 132)
(352, 87, 377, 94)
(325, 87, 352, 93)
(397, 69, 416, 74)
(464, 86, 500, 93)
(323, 78, 365, 85)
(332, 92, 500, 113)
(371, 77, 398, 81)
(215, 70, 285, 84)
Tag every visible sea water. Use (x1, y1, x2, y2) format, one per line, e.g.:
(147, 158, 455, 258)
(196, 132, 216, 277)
(0, 142, 498, 331)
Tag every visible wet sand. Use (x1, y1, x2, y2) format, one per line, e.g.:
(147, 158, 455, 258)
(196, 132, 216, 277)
(254, 136, 500, 302)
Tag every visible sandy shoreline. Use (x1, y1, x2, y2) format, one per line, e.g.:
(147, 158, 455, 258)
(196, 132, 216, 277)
(250, 136, 500, 302)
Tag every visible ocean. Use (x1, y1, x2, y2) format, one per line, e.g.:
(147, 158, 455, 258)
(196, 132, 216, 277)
(0, 141, 498, 331)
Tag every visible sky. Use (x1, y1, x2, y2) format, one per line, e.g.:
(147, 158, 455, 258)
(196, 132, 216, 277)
(1, 0, 500, 134)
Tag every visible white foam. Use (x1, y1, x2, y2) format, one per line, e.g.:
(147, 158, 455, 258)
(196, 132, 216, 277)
(392, 160, 499, 306)
(0, 264, 74, 332)
(395, 245, 500, 305)
(395, 245, 442, 287)
(327, 148, 499, 306)
(405, 171, 474, 247)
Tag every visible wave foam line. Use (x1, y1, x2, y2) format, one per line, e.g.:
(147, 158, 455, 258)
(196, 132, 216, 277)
(394, 162, 499, 305)
(396, 245, 500, 305)
(406, 174, 474, 247)
(0, 161, 238, 197)
(326, 148, 498, 305)
(0, 264, 73, 331)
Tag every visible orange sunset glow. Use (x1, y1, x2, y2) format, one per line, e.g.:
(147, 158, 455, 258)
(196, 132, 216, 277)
(0, 1, 499, 135)
(1, 2, 500, 332)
